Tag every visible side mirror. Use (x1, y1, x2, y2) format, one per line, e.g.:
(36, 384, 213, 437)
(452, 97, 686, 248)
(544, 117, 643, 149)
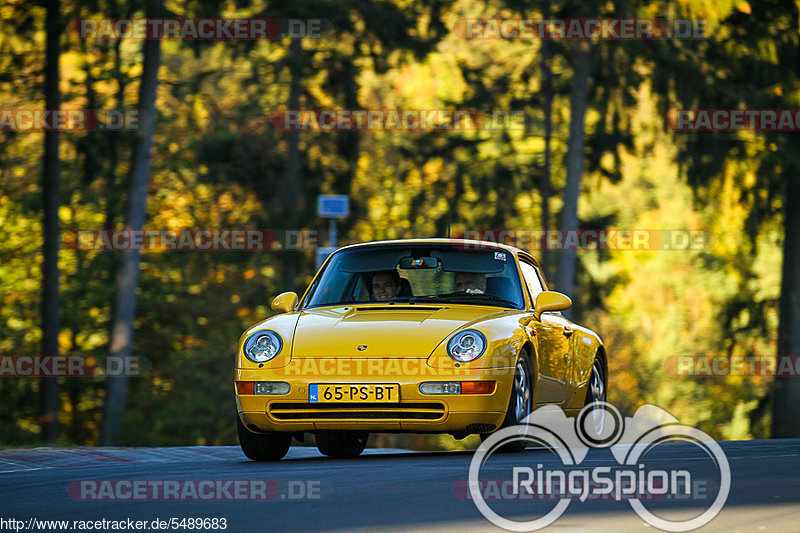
(271, 291, 298, 313)
(533, 291, 572, 320)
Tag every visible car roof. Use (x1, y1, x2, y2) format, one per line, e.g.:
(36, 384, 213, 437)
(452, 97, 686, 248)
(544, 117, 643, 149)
(304, 238, 547, 309)
(335, 238, 534, 261)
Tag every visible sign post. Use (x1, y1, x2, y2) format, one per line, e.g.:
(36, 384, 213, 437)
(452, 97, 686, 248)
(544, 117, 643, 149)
(316, 195, 349, 270)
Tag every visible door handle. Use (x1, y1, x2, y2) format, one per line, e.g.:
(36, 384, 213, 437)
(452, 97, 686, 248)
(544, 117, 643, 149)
(563, 328, 574, 338)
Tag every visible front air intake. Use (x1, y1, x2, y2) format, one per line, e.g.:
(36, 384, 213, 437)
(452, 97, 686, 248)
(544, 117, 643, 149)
(268, 402, 446, 421)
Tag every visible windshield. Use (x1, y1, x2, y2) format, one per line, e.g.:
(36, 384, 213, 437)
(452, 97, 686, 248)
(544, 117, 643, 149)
(303, 244, 525, 309)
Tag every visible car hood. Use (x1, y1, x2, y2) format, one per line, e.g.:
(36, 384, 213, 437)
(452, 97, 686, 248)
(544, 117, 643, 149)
(291, 305, 505, 357)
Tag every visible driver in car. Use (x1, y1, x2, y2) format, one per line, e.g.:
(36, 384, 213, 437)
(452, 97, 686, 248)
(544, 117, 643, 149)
(454, 272, 486, 294)
(371, 270, 401, 301)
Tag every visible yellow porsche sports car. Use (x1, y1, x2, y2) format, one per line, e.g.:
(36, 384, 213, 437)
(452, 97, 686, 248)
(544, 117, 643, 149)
(235, 239, 607, 460)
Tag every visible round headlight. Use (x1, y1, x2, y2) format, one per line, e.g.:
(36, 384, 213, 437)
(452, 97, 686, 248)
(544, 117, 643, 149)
(243, 330, 284, 363)
(447, 329, 487, 363)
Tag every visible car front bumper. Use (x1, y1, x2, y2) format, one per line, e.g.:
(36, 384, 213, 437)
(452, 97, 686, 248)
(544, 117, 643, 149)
(235, 358, 514, 434)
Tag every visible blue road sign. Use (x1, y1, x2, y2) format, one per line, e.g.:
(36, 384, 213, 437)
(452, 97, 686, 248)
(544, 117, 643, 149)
(317, 195, 350, 218)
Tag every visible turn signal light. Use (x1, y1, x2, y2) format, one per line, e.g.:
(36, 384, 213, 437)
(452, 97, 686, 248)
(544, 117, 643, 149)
(236, 381, 255, 395)
(460, 381, 496, 394)
(419, 381, 496, 395)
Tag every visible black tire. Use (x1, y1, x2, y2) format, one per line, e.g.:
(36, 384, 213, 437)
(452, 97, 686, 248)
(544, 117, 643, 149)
(315, 431, 368, 458)
(581, 356, 608, 437)
(237, 415, 291, 461)
(480, 349, 534, 453)
(584, 356, 607, 405)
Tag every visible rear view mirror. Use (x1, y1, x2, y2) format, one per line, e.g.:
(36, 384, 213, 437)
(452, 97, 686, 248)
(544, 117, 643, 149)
(398, 256, 438, 269)
(534, 291, 572, 320)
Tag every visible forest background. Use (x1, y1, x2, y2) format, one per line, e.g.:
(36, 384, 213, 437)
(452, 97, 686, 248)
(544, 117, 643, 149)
(2, 0, 799, 448)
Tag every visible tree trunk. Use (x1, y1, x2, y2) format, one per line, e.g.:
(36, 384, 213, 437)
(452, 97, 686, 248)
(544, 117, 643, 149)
(100, 0, 163, 445)
(39, 0, 62, 443)
(103, 36, 126, 230)
(539, 37, 553, 275)
(771, 175, 800, 437)
(282, 37, 303, 291)
(556, 41, 592, 313)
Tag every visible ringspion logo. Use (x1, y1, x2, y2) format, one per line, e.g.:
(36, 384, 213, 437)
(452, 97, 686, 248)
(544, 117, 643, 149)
(469, 403, 730, 531)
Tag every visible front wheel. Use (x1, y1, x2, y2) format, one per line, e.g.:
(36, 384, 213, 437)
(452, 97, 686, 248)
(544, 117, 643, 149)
(582, 356, 608, 436)
(315, 431, 368, 458)
(480, 349, 533, 453)
(584, 356, 607, 405)
(237, 415, 291, 461)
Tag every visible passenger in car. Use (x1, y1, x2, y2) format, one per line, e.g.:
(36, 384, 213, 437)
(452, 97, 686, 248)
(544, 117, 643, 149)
(454, 272, 486, 294)
(371, 270, 401, 301)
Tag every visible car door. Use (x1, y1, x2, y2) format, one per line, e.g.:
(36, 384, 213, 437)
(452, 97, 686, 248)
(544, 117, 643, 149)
(519, 260, 572, 405)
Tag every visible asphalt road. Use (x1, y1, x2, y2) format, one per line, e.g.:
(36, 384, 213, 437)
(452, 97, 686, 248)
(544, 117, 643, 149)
(0, 439, 798, 532)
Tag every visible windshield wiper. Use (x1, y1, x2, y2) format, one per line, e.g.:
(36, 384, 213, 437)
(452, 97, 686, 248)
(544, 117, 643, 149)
(392, 293, 518, 308)
(440, 293, 519, 308)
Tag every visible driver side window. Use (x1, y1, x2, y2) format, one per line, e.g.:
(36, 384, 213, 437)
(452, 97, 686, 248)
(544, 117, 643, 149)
(519, 261, 544, 304)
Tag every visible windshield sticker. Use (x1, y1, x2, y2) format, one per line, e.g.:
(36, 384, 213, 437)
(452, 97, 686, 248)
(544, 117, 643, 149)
(494, 252, 506, 261)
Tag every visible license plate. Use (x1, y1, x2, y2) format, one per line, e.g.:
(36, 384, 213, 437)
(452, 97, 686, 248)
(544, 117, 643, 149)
(309, 384, 399, 403)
